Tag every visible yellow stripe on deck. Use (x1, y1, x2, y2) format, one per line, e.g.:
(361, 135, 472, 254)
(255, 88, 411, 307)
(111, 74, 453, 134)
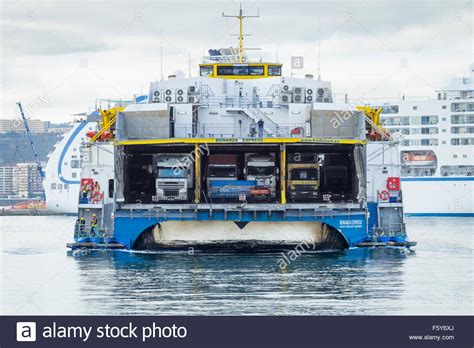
(116, 138, 366, 146)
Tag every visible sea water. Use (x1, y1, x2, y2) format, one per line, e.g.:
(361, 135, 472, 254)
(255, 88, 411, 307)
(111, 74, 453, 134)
(0, 216, 472, 315)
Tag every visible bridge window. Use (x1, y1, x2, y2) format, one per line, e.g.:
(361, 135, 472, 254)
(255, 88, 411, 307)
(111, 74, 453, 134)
(200, 66, 213, 77)
(249, 66, 264, 75)
(268, 65, 282, 76)
(71, 160, 80, 168)
(216, 65, 265, 76)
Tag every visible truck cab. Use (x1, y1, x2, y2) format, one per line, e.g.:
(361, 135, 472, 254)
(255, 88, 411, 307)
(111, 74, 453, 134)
(244, 154, 277, 202)
(287, 153, 320, 202)
(206, 154, 254, 202)
(153, 154, 194, 202)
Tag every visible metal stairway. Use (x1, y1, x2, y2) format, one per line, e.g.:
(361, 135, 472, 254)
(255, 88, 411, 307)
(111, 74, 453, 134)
(240, 97, 278, 136)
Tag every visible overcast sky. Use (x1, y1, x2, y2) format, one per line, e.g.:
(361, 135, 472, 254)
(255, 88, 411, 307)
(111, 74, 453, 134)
(1, 0, 472, 122)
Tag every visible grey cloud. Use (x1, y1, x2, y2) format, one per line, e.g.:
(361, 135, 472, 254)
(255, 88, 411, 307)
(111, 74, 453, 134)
(0, 0, 472, 123)
(2, 21, 112, 56)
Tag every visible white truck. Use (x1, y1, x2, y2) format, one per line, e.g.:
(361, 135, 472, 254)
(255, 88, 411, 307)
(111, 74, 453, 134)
(244, 154, 277, 202)
(153, 154, 194, 202)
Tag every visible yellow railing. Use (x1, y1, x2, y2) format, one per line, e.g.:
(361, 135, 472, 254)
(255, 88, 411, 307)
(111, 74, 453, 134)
(90, 107, 124, 143)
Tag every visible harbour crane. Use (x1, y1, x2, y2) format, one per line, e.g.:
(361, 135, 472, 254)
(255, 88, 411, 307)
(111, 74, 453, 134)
(16, 101, 46, 199)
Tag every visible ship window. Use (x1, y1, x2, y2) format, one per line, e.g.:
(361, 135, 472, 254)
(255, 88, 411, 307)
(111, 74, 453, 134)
(51, 183, 56, 190)
(71, 160, 80, 168)
(216, 65, 265, 76)
(268, 65, 282, 76)
(451, 114, 474, 124)
(451, 138, 474, 145)
(58, 184, 63, 190)
(451, 102, 474, 112)
(421, 127, 438, 134)
(64, 184, 69, 189)
(200, 66, 213, 77)
(72, 172, 77, 178)
(441, 165, 474, 176)
(372, 105, 399, 114)
(442, 117, 446, 121)
(381, 116, 409, 126)
(217, 66, 234, 75)
(442, 105, 447, 109)
(453, 155, 458, 158)
(248, 66, 264, 75)
(413, 106, 417, 110)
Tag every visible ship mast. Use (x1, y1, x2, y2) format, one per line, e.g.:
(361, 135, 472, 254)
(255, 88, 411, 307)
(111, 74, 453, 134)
(222, 4, 259, 63)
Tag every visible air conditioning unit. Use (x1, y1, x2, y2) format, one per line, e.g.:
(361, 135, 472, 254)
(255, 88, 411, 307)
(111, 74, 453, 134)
(164, 89, 175, 103)
(188, 95, 200, 103)
(176, 89, 186, 103)
(151, 90, 161, 103)
(188, 85, 198, 94)
(281, 84, 292, 93)
(294, 95, 303, 103)
(293, 87, 305, 103)
(316, 88, 325, 102)
(281, 94, 292, 104)
(306, 88, 313, 102)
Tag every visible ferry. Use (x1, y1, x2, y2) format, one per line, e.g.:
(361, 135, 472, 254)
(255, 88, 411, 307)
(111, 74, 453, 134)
(66, 8, 414, 252)
(369, 64, 474, 216)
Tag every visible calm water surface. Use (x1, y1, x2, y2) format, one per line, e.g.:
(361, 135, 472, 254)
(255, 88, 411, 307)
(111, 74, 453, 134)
(1, 216, 472, 315)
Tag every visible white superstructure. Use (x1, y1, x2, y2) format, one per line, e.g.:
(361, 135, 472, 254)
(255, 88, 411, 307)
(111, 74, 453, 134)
(371, 64, 474, 216)
(43, 118, 98, 213)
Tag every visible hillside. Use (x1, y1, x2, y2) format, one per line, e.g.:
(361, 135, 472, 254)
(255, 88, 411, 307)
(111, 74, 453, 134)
(0, 132, 62, 164)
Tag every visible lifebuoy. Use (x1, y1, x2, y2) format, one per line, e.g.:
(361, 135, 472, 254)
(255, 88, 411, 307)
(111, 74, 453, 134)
(379, 190, 390, 201)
